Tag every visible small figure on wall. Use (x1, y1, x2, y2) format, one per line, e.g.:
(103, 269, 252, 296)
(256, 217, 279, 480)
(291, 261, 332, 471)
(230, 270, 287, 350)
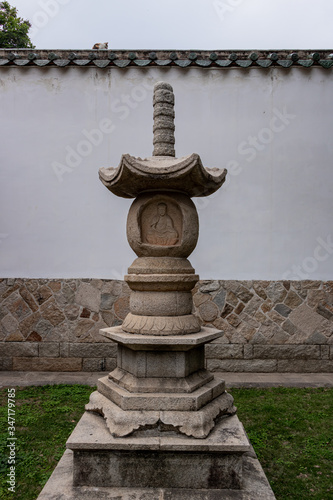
(92, 42, 108, 49)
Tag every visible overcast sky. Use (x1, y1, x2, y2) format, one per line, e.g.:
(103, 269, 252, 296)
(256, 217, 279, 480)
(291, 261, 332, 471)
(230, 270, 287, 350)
(9, 0, 333, 50)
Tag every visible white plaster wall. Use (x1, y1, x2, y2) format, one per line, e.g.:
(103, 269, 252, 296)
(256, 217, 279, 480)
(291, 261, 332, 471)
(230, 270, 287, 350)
(0, 66, 332, 280)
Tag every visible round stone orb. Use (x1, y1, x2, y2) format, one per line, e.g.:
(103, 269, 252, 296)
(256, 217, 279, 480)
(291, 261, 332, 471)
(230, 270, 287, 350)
(127, 192, 199, 258)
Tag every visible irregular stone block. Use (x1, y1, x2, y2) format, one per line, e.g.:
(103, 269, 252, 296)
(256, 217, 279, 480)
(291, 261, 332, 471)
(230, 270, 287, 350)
(305, 330, 328, 344)
(284, 290, 302, 308)
(213, 288, 226, 310)
(289, 304, 331, 336)
(265, 282, 287, 302)
(19, 286, 38, 312)
(199, 300, 219, 322)
(1, 314, 19, 334)
(243, 344, 253, 359)
(40, 300, 66, 326)
(274, 303, 291, 317)
(75, 283, 101, 313)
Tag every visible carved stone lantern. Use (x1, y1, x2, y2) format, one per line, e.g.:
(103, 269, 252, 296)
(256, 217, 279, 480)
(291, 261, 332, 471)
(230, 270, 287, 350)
(65, 82, 261, 496)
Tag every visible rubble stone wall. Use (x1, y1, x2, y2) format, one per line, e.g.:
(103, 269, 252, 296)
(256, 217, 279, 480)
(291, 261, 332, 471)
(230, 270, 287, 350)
(1, 278, 332, 372)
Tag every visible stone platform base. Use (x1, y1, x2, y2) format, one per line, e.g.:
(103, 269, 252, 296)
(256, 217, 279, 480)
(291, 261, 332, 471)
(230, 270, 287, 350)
(37, 411, 276, 499)
(37, 448, 276, 499)
(67, 412, 248, 490)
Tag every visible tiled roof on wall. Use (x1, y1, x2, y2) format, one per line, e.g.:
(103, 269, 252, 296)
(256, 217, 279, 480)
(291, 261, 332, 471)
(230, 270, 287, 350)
(0, 49, 332, 69)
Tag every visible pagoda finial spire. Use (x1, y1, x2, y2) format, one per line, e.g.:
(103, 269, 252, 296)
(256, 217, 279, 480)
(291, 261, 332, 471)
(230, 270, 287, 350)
(153, 81, 175, 157)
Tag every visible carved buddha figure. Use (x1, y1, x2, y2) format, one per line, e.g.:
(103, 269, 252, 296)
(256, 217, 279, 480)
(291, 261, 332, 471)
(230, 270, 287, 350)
(146, 202, 179, 246)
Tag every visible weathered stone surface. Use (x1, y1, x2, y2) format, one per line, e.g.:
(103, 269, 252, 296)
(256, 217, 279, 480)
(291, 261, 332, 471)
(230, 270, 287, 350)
(35, 319, 53, 338)
(212, 288, 226, 309)
(305, 330, 328, 344)
(32, 285, 52, 305)
(243, 344, 253, 359)
(316, 303, 333, 320)
(207, 359, 277, 372)
(69, 343, 117, 357)
(26, 331, 42, 342)
(19, 287, 38, 312)
(6, 295, 31, 321)
(321, 345, 330, 359)
(289, 304, 331, 336)
(198, 301, 219, 322)
(64, 304, 80, 320)
(75, 283, 101, 313)
(48, 281, 62, 292)
(96, 376, 225, 412)
(200, 281, 220, 293)
(284, 290, 302, 308)
(39, 343, 60, 357)
(226, 290, 239, 307)
(100, 293, 116, 311)
(1, 278, 332, 373)
(253, 345, 320, 359)
(82, 358, 109, 372)
(221, 303, 233, 318)
(40, 300, 65, 326)
(73, 319, 94, 339)
(37, 447, 276, 499)
(227, 313, 242, 328)
(205, 344, 243, 359)
(114, 296, 130, 320)
(253, 282, 267, 300)
(85, 388, 236, 439)
(101, 310, 115, 326)
(0, 357, 13, 370)
(265, 282, 287, 303)
(277, 359, 333, 372)
(6, 331, 24, 341)
(2, 342, 38, 357)
(13, 357, 82, 371)
(237, 286, 253, 304)
(274, 303, 291, 317)
(268, 329, 290, 344)
(1, 313, 19, 334)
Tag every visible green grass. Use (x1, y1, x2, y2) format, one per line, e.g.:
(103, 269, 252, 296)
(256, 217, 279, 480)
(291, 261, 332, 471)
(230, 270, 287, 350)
(0, 385, 332, 499)
(230, 387, 333, 500)
(0, 385, 93, 500)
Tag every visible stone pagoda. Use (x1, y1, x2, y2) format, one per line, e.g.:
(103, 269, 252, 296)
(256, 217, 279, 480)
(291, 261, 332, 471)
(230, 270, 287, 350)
(39, 82, 276, 499)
